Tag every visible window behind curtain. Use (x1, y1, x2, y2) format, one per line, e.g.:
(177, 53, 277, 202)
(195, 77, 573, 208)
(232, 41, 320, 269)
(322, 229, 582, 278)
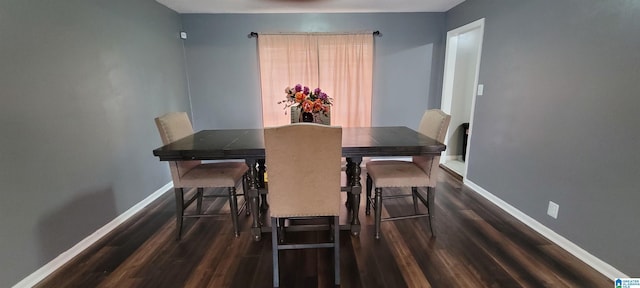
(258, 33, 373, 127)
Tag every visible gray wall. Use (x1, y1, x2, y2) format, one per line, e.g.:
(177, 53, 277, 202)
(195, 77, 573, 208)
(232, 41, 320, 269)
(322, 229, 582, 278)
(181, 13, 446, 130)
(447, 0, 640, 275)
(0, 0, 189, 286)
(4, 0, 634, 284)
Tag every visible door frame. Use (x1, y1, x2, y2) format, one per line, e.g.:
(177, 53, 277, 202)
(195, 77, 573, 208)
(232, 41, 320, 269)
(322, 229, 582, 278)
(440, 18, 485, 178)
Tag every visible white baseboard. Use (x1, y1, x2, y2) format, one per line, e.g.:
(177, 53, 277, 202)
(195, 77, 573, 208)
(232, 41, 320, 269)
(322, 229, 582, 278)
(13, 182, 173, 288)
(368, 156, 411, 162)
(463, 179, 627, 280)
(443, 155, 459, 162)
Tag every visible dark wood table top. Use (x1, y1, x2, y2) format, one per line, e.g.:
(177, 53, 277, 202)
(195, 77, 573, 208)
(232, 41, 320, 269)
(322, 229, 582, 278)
(153, 126, 446, 161)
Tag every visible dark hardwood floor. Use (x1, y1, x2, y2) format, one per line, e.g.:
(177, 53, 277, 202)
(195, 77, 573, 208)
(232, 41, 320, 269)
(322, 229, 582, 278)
(36, 168, 611, 287)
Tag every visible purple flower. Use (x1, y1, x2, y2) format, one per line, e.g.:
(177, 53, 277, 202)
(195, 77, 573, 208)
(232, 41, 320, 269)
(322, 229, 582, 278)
(314, 88, 321, 95)
(319, 92, 328, 100)
(295, 84, 302, 92)
(303, 86, 310, 95)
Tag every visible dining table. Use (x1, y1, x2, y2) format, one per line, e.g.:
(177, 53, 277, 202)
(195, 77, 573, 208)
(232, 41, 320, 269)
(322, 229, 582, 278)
(153, 126, 446, 241)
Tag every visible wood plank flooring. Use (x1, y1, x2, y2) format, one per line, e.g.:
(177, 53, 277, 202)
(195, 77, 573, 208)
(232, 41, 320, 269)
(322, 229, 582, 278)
(36, 168, 611, 287)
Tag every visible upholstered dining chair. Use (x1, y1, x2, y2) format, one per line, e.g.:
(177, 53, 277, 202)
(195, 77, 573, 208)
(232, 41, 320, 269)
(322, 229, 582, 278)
(264, 123, 342, 287)
(155, 112, 249, 240)
(365, 109, 451, 239)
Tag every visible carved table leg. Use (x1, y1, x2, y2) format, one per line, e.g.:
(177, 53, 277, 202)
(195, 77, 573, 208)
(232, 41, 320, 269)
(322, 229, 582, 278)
(348, 156, 362, 236)
(345, 158, 354, 210)
(257, 159, 269, 212)
(246, 158, 262, 241)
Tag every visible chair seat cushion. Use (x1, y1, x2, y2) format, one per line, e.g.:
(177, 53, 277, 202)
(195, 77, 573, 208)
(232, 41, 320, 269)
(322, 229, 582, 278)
(366, 160, 430, 187)
(178, 162, 248, 188)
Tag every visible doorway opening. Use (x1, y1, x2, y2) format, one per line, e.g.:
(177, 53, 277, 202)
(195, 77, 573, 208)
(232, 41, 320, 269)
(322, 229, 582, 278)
(440, 18, 484, 178)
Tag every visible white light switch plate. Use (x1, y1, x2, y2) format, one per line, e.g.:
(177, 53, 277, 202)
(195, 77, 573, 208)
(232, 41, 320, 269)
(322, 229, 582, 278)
(477, 84, 484, 96)
(547, 201, 559, 219)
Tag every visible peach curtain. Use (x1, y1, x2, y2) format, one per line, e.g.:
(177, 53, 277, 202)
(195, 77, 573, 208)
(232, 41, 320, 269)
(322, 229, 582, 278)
(258, 33, 373, 127)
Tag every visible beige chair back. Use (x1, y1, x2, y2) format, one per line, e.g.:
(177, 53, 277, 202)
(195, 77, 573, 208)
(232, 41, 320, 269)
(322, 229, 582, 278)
(264, 123, 342, 217)
(412, 109, 451, 187)
(154, 112, 200, 187)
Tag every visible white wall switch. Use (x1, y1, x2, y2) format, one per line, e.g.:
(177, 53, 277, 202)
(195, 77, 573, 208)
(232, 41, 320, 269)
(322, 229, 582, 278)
(547, 201, 559, 219)
(477, 84, 484, 96)
(180, 31, 187, 39)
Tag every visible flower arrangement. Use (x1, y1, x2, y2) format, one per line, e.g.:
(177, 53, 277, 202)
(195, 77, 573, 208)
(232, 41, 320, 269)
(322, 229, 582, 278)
(278, 84, 333, 116)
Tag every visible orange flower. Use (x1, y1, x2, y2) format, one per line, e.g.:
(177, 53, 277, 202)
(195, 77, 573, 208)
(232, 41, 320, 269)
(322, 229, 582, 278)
(301, 99, 314, 112)
(295, 92, 305, 103)
(313, 99, 324, 113)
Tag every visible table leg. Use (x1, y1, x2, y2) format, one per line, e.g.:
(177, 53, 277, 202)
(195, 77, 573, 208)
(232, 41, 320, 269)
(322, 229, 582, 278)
(246, 158, 262, 241)
(257, 159, 269, 212)
(345, 158, 354, 209)
(348, 156, 362, 236)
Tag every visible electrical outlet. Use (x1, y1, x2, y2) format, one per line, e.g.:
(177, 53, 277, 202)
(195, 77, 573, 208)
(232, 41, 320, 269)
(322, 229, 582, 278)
(547, 201, 559, 219)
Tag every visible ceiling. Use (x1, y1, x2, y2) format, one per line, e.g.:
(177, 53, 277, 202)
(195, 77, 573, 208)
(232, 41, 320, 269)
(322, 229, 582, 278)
(155, 0, 466, 14)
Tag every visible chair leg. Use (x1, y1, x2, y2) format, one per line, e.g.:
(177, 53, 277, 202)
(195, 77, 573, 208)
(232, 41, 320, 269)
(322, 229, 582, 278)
(245, 177, 252, 217)
(271, 218, 280, 288)
(366, 174, 372, 215)
(196, 187, 204, 214)
(229, 187, 240, 237)
(243, 174, 251, 216)
(174, 188, 185, 241)
(427, 187, 436, 236)
(412, 187, 419, 214)
(374, 187, 382, 239)
(334, 215, 340, 286)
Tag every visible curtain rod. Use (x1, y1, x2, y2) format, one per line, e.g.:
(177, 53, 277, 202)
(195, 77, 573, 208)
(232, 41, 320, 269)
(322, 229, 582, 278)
(248, 31, 381, 38)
